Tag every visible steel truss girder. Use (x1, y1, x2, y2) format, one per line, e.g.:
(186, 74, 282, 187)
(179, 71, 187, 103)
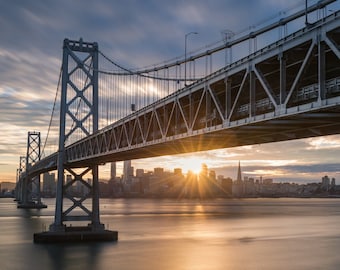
(64, 13, 340, 166)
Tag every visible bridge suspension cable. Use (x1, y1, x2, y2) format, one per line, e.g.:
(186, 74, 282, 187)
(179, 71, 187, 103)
(41, 67, 62, 158)
(95, 51, 200, 82)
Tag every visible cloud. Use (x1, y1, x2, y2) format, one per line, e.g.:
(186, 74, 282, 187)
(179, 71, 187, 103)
(306, 136, 340, 150)
(0, 163, 10, 166)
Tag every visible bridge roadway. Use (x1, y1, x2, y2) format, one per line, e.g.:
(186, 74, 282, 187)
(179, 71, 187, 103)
(32, 11, 340, 176)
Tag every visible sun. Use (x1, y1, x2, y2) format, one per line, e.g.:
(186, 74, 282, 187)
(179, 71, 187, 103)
(178, 156, 204, 174)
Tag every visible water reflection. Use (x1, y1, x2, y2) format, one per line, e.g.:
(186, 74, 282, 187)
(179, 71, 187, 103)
(1, 198, 340, 269)
(42, 243, 111, 270)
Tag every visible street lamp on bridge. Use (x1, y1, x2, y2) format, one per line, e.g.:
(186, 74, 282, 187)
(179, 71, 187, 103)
(184, 31, 198, 87)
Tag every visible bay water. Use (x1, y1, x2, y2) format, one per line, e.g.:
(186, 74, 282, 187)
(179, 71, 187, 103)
(1, 197, 340, 269)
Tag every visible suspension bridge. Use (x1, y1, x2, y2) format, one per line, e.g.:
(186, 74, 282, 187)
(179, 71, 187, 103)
(15, 0, 340, 243)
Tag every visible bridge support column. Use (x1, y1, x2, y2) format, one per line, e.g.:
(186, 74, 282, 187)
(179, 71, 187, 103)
(318, 38, 326, 100)
(249, 65, 256, 117)
(279, 53, 286, 105)
(224, 77, 231, 119)
(34, 38, 117, 243)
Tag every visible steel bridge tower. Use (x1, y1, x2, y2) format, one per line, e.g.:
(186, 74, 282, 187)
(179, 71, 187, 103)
(14, 156, 26, 202)
(17, 131, 46, 209)
(34, 38, 117, 243)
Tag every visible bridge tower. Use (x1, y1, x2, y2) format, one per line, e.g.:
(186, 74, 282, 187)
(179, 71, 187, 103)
(34, 38, 117, 243)
(18, 131, 47, 209)
(14, 156, 26, 202)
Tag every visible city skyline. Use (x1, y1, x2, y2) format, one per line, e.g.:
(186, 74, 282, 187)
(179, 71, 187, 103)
(1, 0, 340, 183)
(103, 157, 338, 186)
(99, 143, 340, 184)
(24, 160, 338, 199)
(1, 159, 337, 198)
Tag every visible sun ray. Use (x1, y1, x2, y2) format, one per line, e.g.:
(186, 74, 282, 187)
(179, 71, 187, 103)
(177, 156, 205, 174)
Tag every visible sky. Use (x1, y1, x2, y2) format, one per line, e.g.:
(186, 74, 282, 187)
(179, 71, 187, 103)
(0, 0, 339, 184)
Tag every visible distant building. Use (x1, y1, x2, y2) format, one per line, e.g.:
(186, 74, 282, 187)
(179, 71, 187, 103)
(321, 175, 330, 191)
(110, 162, 116, 180)
(42, 172, 56, 197)
(123, 160, 133, 181)
(198, 164, 216, 198)
(236, 161, 242, 182)
(263, 178, 273, 185)
(109, 176, 123, 196)
(186, 170, 199, 198)
(220, 177, 232, 196)
(154, 167, 164, 177)
(1, 182, 16, 192)
(174, 168, 182, 176)
(200, 163, 208, 178)
(209, 170, 216, 180)
(136, 168, 144, 178)
(171, 168, 185, 195)
(148, 168, 167, 193)
(232, 161, 244, 197)
(331, 178, 336, 188)
(244, 178, 255, 195)
(122, 160, 134, 192)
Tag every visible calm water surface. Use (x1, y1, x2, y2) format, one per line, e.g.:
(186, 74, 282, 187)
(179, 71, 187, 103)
(1, 197, 340, 270)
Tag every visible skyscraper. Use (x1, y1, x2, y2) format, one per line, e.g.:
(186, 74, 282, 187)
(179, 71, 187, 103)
(237, 161, 242, 182)
(123, 160, 133, 182)
(110, 162, 116, 181)
(233, 161, 244, 197)
(42, 172, 56, 196)
(200, 163, 208, 178)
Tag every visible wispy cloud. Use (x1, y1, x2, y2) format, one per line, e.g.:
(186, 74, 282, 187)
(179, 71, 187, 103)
(306, 136, 340, 150)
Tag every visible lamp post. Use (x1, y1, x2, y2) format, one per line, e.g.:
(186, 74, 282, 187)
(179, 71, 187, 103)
(185, 31, 198, 86)
(305, 0, 311, 26)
